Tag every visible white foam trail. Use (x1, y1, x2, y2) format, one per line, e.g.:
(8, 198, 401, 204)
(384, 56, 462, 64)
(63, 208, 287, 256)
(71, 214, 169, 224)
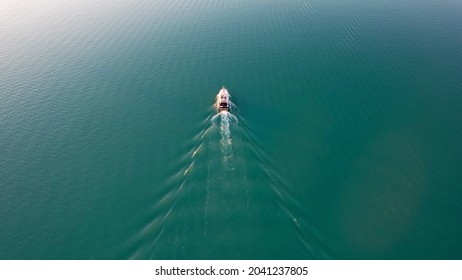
(210, 110, 239, 167)
(219, 112, 233, 163)
(212, 87, 239, 166)
(183, 162, 194, 175)
(192, 143, 202, 158)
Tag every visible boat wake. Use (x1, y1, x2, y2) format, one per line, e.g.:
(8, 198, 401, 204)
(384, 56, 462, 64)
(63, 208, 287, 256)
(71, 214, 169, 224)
(211, 111, 238, 165)
(124, 86, 321, 259)
(211, 87, 238, 166)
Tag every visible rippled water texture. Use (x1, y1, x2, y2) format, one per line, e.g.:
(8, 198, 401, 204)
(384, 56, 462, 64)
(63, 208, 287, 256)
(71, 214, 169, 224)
(1, 0, 461, 259)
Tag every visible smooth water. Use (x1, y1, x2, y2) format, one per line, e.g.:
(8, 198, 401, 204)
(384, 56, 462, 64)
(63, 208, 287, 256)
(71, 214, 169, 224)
(1, 0, 462, 259)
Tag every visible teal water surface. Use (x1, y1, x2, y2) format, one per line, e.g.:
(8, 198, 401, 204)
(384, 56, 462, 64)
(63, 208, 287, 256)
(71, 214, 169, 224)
(1, 0, 462, 259)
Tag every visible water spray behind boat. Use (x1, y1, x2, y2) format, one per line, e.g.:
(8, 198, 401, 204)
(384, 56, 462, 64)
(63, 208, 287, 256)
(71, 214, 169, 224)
(211, 86, 238, 163)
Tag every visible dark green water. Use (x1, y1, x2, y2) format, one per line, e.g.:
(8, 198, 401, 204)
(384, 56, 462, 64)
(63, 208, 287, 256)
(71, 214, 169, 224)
(1, 0, 462, 259)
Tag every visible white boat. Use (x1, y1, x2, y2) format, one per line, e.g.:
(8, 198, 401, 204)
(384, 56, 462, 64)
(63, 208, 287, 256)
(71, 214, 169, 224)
(216, 86, 230, 112)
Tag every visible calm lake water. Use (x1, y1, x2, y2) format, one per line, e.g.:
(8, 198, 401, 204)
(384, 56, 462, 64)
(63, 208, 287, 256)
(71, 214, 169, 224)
(1, 0, 462, 259)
